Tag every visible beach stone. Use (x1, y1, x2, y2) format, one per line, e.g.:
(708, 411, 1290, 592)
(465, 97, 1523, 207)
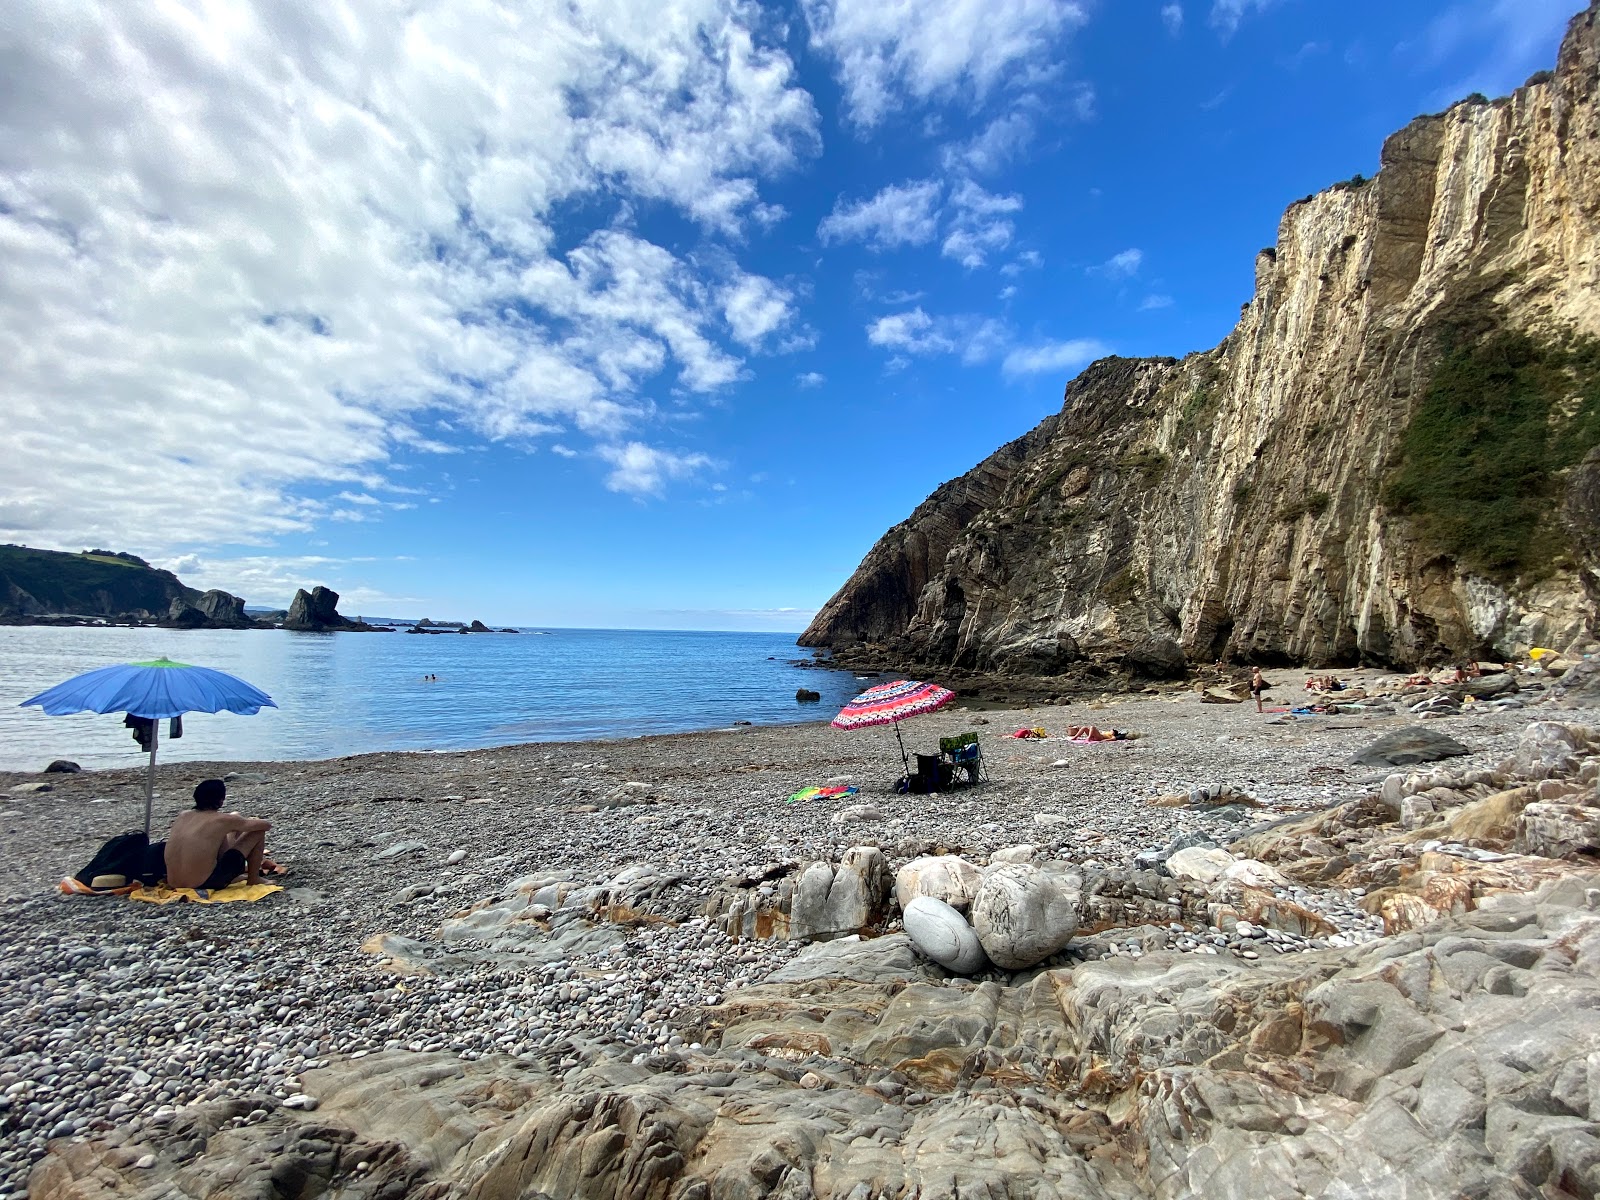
(376, 840, 427, 860)
(1166, 846, 1235, 884)
(445, 849, 467, 866)
(969, 863, 1079, 969)
(831, 803, 883, 824)
(990, 844, 1040, 864)
(1350, 727, 1470, 768)
(14, 781, 53, 794)
(43, 760, 80, 774)
(1220, 858, 1290, 890)
(789, 848, 891, 942)
(894, 856, 983, 913)
(902, 896, 987, 974)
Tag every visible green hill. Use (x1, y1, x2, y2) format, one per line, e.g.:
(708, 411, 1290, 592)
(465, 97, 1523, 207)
(0, 545, 200, 619)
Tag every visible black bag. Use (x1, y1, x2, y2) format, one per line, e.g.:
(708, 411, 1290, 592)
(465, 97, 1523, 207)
(74, 831, 163, 887)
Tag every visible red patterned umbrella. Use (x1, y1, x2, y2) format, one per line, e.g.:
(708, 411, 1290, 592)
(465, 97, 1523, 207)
(832, 679, 955, 777)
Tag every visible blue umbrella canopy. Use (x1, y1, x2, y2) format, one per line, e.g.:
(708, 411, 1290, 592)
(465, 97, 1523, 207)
(20, 657, 276, 837)
(20, 657, 276, 719)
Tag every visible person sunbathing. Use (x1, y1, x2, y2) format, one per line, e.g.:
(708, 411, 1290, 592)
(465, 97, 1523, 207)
(158, 779, 274, 889)
(1067, 725, 1125, 741)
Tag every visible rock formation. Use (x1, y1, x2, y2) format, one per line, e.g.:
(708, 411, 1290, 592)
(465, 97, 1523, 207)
(162, 589, 252, 629)
(283, 586, 372, 632)
(803, 7, 1600, 675)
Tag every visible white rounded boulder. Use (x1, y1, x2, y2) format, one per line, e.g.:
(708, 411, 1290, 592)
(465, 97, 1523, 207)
(894, 855, 983, 913)
(902, 895, 988, 974)
(970, 863, 1079, 970)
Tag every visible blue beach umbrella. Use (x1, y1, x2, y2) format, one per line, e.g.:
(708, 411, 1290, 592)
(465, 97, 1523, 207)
(20, 658, 276, 836)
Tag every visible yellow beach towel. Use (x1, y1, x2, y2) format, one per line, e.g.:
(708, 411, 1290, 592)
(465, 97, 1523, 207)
(128, 882, 283, 905)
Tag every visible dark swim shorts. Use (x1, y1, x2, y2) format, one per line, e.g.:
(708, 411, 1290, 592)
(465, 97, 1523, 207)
(201, 848, 247, 890)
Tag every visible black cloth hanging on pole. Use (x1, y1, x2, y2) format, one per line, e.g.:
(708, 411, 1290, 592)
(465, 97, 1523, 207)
(124, 714, 155, 751)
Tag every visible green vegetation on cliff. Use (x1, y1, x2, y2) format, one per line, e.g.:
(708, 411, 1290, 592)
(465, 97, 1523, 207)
(0, 544, 198, 618)
(1385, 333, 1600, 582)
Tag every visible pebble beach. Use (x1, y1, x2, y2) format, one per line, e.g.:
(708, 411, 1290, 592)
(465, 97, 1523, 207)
(0, 674, 1569, 1195)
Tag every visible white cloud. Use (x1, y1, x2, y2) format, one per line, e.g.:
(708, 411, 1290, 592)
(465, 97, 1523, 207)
(1140, 294, 1175, 310)
(867, 308, 1009, 365)
(722, 274, 796, 348)
(597, 442, 716, 496)
(1097, 248, 1145, 278)
(802, 0, 1090, 126)
(1409, 0, 1574, 102)
(551, 444, 580, 458)
(797, 371, 826, 388)
(1162, 4, 1184, 35)
(941, 112, 1035, 175)
(150, 553, 416, 612)
(1001, 339, 1109, 377)
(818, 180, 943, 249)
(868, 309, 956, 355)
(0, 0, 819, 555)
(1210, 0, 1279, 38)
(941, 180, 1025, 269)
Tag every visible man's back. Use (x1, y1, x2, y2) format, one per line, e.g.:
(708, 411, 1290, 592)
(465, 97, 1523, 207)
(165, 809, 241, 888)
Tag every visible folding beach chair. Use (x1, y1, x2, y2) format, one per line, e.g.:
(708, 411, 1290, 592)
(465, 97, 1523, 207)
(939, 732, 987, 785)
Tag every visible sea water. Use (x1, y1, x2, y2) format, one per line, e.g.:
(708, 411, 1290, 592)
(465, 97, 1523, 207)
(0, 626, 875, 771)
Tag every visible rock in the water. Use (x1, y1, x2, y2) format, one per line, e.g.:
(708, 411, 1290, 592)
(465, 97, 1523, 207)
(895, 855, 983, 913)
(970, 863, 1079, 969)
(1350, 726, 1470, 768)
(902, 895, 988, 974)
(795, 688, 821, 703)
(284, 585, 368, 632)
(789, 847, 891, 942)
(43, 760, 81, 774)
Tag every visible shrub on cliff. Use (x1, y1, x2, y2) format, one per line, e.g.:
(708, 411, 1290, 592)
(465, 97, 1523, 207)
(1384, 333, 1600, 582)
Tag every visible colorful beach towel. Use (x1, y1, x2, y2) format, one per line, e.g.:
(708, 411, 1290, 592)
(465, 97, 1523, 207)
(1008, 728, 1048, 739)
(128, 882, 283, 905)
(787, 784, 859, 804)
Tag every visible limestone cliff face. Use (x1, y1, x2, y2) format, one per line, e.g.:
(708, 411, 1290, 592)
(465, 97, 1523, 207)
(803, 5, 1600, 674)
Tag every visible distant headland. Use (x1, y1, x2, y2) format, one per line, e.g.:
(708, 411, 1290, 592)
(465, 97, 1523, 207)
(0, 544, 514, 633)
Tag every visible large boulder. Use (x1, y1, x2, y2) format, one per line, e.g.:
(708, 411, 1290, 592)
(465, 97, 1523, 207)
(894, 855, 983, 913)
(1350, 726, 1470, 768)
(1516, 800, 1600, 859)
(285, 586, 366, 632)
(902, 895, 988, 974)
(789, 847, 892, 942)
(1506, 721, 1598, 779)
(969, 863, 1079, 969)
(196, 589, 249, 625)
(1166, 846, 1235, 884)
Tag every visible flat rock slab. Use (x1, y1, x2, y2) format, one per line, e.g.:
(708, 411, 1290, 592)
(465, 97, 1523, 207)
(1350, 726, 1470, 768)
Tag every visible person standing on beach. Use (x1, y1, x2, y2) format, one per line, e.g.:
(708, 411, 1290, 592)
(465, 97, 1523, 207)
(1251, 666, 1266, 713)
(158, 779, 272, 889)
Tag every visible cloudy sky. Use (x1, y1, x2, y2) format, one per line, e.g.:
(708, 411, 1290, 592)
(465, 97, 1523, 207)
(0, 0, 1574, 627)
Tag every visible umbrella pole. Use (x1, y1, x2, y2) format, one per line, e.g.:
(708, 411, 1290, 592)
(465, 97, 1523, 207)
(894, 721, 910, 777)
(143, 720, 159, 838)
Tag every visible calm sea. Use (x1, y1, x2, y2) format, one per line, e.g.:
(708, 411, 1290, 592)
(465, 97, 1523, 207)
(0, 626, 878, 771)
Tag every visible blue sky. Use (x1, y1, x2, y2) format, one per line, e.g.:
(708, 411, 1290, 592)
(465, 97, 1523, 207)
(0, 0, 1575, 628)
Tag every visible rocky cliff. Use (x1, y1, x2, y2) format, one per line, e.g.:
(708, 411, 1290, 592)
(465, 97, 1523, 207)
(0, 546, 198, 621)
(803, 5, 1600, 677)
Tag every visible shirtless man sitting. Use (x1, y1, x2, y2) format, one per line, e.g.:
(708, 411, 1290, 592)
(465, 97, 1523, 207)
(160, 779, 272, 889)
